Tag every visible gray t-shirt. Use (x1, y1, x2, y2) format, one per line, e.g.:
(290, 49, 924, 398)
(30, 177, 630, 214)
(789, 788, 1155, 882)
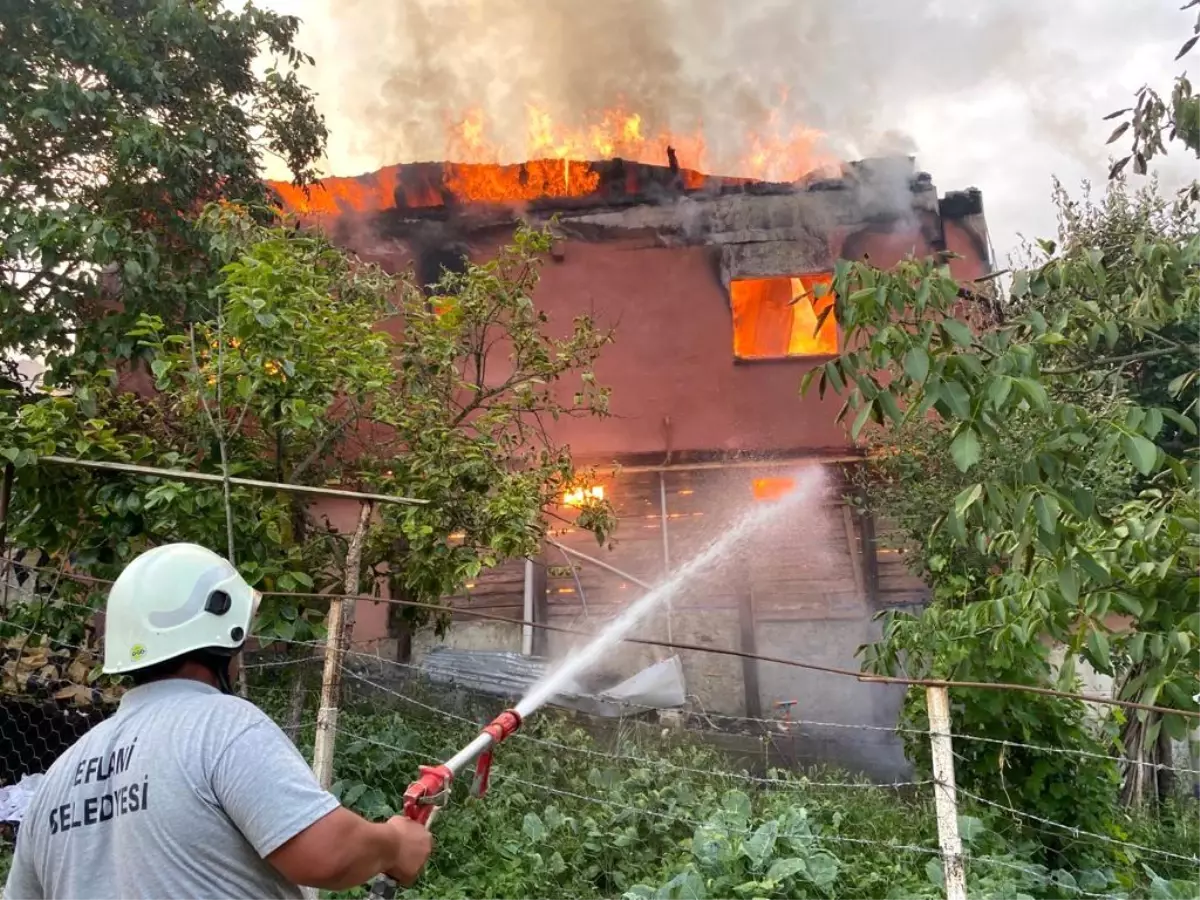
(4, 678, 340, 900)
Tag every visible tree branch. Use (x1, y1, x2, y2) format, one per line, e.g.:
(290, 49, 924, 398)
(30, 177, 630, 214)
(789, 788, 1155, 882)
(1043, 345, 1182, 375)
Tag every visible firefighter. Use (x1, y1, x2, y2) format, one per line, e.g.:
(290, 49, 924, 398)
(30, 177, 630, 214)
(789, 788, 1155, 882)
(3, 542, 432, 900)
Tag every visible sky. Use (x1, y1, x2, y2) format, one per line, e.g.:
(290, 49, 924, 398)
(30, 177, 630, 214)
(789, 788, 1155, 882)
(256, 0, 1197, 265)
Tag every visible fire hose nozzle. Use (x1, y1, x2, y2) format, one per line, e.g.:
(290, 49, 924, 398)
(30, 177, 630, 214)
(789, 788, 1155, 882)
(483, 708, 523, 743)
(402, 764, 453, 825)
(471, 708, 523, 799)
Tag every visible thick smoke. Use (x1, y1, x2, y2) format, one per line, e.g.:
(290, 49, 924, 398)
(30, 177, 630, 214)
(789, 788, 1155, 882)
(266, 0, 1190, 252)
(282, 0, 1148, 172)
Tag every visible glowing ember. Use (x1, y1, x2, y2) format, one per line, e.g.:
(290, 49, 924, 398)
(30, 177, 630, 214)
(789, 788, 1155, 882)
(445, 159, 600, 203)
(563, 485, 605, 507)
(752, 477, 796, 502)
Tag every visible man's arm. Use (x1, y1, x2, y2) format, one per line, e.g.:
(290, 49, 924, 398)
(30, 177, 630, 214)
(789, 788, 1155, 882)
(267, 808, 432, 891)
(210, 716, 430, 891)
(3, 828, 44, 900)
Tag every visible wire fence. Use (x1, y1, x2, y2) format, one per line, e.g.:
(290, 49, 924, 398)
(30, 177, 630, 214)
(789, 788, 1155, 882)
(2, 574, 1199, 899)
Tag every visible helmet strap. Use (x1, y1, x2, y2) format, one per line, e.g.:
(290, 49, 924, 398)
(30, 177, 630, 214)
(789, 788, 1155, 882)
(194, 648, 237, 695)
(214, 657, 234, 695)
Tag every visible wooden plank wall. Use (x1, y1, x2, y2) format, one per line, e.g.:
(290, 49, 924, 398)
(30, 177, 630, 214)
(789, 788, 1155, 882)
(444, 556, 527, 622)
(870, 517, 930, 607)
(545, 464, 867, 624)
(438, 464, 928, 628)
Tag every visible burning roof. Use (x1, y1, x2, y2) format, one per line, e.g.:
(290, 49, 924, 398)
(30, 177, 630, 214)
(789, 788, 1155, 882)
(268, 156, 816, 218)
(266, 154, 989, 297)
(268, 103, 841, 217)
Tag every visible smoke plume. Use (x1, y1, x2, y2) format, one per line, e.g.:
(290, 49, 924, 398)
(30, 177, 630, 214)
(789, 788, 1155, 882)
(280, 0, 1120, 172)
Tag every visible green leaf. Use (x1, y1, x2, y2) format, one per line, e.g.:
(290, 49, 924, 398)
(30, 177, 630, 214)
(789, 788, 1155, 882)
(1142, 407, 1163, 439)
(942, 380, 971, 419)
(957, 815, 986, 845)
(953, 483, 984, 518)
(1162, 408, 1198, 436)
(803, 852, 839, 889)
(1035, 495, 1061, 534)
(823, 361, 844, 394)
(1014, 378, 1048, 410)
(903, 347, 929, 383)
(1167, 371, 1194, 398)
(722, 790, 752, 826)
(766, 857, 807, 882)
(742, 820, 778, 871)
(342, 782, 367, 807)
(876, 390, 902, 424)
(522, 812, 547, 841)
(950, 427, 981, 472)
(1087, 629, 1112, 674)
(1114, 593, 1145, 617)
(925, 858, 944, 888)
(664, 869, 706, 900)
(850, 400, 874, 441)
(987, 376, 1013, 409)
(1120, 432, 1158, 475)
(940, 319, 973, 347)
(1058, 566, 1079, 604)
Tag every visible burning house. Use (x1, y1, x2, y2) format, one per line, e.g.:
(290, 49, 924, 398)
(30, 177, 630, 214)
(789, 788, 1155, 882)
(271, 146, 991, 768)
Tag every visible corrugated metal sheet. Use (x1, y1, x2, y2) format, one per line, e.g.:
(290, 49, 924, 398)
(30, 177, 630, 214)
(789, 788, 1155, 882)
(419, 648, 685, 718)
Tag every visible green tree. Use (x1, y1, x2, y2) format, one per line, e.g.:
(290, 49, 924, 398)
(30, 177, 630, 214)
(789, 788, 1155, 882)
(1, 209, 615, 674)
(808, 167, 1198, 829)
(0, 0, 326, 391)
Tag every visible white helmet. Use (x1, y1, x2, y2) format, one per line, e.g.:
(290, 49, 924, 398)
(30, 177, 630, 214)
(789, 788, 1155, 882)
(102, 543, 261, 675)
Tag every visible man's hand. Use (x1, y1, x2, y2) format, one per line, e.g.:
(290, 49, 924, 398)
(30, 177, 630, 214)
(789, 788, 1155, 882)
(381, 816, 433, 886)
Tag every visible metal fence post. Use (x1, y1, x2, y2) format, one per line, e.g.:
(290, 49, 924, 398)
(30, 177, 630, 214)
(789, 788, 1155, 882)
(926, 685, 966, 900)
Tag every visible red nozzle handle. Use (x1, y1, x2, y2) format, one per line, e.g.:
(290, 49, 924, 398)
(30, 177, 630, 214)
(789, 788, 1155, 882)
(482, 708, 522, 744)
(402, 764, 453, 825)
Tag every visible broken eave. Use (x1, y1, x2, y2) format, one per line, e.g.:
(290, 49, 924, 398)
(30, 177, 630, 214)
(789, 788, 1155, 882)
(269, 154, 989, 284)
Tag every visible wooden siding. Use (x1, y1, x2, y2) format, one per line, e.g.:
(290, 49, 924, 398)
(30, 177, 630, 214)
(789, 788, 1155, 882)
(870, 517, 930, 607)
(439, 464, 927, 626)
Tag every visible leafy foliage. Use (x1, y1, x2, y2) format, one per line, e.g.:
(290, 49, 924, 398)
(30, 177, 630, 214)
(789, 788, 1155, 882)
(811, 168, 1199, 821)
(1, 208, 615, 656)
(0, 0, 326, 389)
(245, 678, 1200, 900)
(1105, 1, 1200, 184)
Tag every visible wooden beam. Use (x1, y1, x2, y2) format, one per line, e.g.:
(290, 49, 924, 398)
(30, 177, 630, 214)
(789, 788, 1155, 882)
(531, 549, 550, 657)
(842, 504, 866, 603)
(737, 560, 762, 719)
(860, 509, 881, 607)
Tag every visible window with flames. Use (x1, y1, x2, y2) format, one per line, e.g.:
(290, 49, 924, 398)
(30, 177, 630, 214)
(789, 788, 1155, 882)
(730, 273, 837, 360)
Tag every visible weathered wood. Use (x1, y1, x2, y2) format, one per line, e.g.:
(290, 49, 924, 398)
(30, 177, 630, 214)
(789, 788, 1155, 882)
(312, 501, 371, 791)
(842, 505, 866, 601)
(926, 686, 966, 900)
(531, 549, 549, 656)
(737, 558, 762, 719)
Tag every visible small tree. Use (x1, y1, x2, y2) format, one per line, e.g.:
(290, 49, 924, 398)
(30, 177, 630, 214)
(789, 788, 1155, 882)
(2, 207, 615, 677)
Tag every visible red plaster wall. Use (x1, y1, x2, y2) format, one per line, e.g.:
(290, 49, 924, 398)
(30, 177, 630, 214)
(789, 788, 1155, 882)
(337, 219, 988, 461)
(520, 226, 984, 459)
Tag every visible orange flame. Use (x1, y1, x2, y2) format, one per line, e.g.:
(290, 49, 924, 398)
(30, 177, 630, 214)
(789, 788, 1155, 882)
(269, 103, 837, 215)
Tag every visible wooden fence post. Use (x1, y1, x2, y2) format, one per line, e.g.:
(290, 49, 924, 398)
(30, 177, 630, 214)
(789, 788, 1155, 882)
(926, 685, 966, 900)
(311, 502, 372, 791)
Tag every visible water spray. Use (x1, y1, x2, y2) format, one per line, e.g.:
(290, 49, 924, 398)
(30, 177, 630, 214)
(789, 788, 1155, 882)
(368, 466, 826, 897)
